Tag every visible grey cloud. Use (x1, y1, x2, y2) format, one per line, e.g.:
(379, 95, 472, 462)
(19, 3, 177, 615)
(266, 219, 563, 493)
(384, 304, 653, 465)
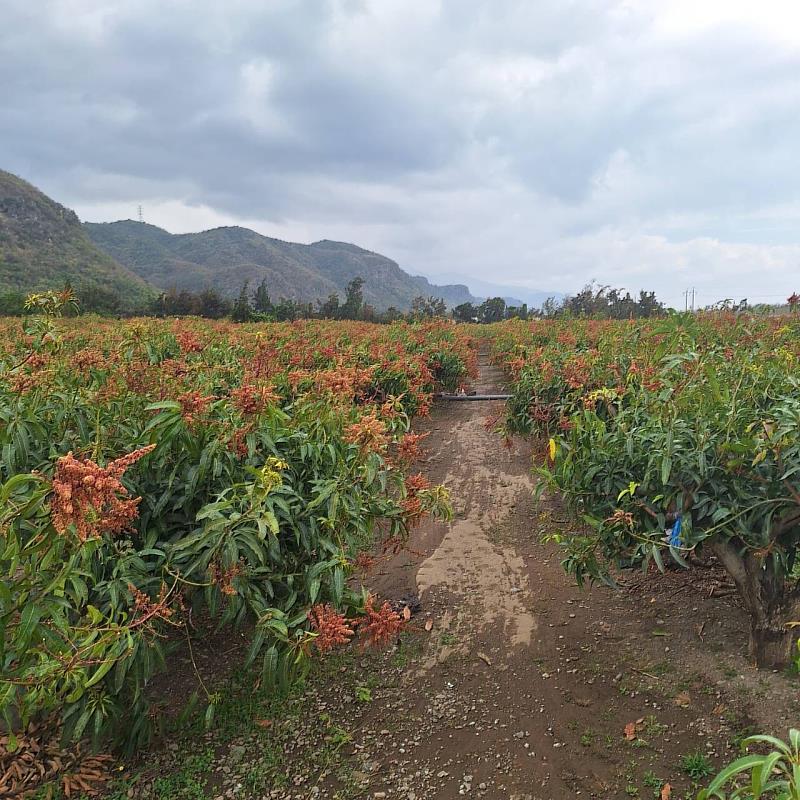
(2, 0, 800, 308)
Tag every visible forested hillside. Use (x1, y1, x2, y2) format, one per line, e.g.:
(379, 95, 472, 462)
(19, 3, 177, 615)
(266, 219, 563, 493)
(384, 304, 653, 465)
(0, 170, 154, 312)
(85, 220, 477, 310)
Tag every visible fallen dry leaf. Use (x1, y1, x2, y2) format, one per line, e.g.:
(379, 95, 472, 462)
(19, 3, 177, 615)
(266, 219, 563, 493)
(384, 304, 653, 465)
(402, 605, 412, 621)
(674, 691, 691, 708)
(424, 618, 433, 632)
(624, 722, 636, 741)
(255, 719, 273, 728)
(661, 783, 672, 799)
(477, 652, 492, 666)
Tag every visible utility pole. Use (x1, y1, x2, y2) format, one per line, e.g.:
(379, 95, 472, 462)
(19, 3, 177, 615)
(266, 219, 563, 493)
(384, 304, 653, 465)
(691, 287, 696, 312)
(137, 205, 143, 224)
(683, 287, 696, 312)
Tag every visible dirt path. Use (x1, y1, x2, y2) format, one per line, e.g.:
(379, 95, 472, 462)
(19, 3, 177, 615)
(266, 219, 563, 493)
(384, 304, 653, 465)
(314, 350, 798, 800)
(122, 352, 799, 800)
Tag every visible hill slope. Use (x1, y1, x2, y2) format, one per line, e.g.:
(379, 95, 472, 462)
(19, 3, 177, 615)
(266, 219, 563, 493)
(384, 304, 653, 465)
(84, 220, 477, 310)
(0, 170, 155, 310)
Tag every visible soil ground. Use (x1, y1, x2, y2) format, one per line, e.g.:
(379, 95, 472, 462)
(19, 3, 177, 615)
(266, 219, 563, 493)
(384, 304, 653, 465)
(99, 351, 799, 800)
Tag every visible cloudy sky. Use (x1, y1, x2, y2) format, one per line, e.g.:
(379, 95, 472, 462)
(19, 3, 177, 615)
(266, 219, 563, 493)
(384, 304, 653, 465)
(3, 0, 800, 308)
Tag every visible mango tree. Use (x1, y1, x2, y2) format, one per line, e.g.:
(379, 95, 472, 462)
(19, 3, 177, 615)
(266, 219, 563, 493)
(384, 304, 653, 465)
(499, 316, 800, 668)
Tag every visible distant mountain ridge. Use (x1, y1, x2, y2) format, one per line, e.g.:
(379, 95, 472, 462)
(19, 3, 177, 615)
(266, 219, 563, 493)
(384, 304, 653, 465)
(427, 273, 563, 309)
(0, 170, 154, 310)
(84, 220, 479, 311)
(0, 168, 556, 313)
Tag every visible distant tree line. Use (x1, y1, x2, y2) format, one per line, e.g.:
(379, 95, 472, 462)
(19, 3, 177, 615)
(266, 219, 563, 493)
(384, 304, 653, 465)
(0, 276, 454, 323)
(160, 277, 462, 324)
(228, 277, 408, 323)
(15, 276, 786, 322)
(539, 284, 666, 319)
(452, 285, 666, 322)
(452, 297, 529, 323)
(0, 280, 668, 322)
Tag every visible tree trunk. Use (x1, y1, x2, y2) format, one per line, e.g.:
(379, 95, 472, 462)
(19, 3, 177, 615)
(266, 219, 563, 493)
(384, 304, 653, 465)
(710, 538, 798, 669)
(748, 618, 793, 669)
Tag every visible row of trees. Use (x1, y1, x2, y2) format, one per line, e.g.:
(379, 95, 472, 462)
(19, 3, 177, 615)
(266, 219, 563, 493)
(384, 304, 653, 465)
(452, 286, 667, 323)
(548, 285, 666, 318)
(453, 297, 529, 323)
(169, 279, 459, 323)
(0, 278, 379, 322)
(6, 279, 798, 323)
(230, 277, 407, 323)
(0, 279, 672, 323)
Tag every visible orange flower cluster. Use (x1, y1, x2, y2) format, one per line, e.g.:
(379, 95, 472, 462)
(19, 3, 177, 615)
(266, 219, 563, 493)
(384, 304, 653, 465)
(285, 365, 376, 401)
(26, 353, 48, 369)
(231, 384, 279, 416)
(307, 594, 407, 654)
(9, 374, 36, 395)
(227, 423, 253, 458)
(400, 495, 423, 525)
(209, 560, 243, 596)
(314, 366, 376, 398)
(404, 473, 430, 493)
(528, 401, 553, 423)
(359, 595, 404, 648)
(72, 348, 107, 370)
(51, 445, 155, 541)
(396, 431, 429, 465)
(177, 391, 214, 426)
(562, 355, 592, 389)
(308, 604, 354, 653)
(129, 583, 175, 628)
(401, 472, 430, 527)
(343, 411, 388, 453)
(605, 509, 635, 528)
(174, 329, 203, 354)
(506, 355, 526, 377)
(121, 359, 157, 395)
(353, 551, 377, 574)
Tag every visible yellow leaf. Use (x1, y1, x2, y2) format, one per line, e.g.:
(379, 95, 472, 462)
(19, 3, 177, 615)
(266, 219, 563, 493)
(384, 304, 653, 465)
(548, 438, 557, 462)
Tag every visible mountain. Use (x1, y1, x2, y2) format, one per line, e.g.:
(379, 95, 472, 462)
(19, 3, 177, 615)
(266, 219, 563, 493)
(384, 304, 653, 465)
(428, 273, 565, 309)
(0, 168, 553, 313)
(84, 220, 478, 311)
(0, 170, 155, 311)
